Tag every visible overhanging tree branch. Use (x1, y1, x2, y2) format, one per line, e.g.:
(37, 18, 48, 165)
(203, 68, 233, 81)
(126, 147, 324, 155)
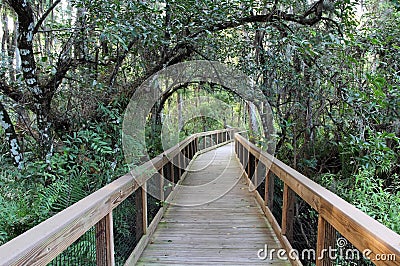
(33, 0, 62, 34)
(189, 0, 325, 39)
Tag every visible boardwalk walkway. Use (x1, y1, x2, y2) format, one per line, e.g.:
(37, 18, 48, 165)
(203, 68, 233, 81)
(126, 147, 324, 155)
(136, 143, 290, 265)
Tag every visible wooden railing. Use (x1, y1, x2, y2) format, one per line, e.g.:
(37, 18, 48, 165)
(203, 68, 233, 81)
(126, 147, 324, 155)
(0, 128, 236, 266)
(234, 133, 400, 266)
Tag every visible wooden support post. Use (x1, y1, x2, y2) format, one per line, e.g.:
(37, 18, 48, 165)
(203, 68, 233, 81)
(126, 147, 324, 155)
(185, 145, 189, 165)
(247, 151, 251, 177)
(235, 141, 238, 158)
(316, 216, 336, 266)
(254, 159, 259, 188)
(163, 162, 172, 197)
(216, 133, 219, 144)
(95, 213, 115, 266)
(170, 159, 175, 185)
(182, 148, 186, 169)
(282, 183, 295, 242)
(251, 155, 256, 181)
(195, 137, 199, 154)
(135, 184, 148, 242)
(236, 140, 239, 155)
(240, 143, 243, 165)
(177, 154, 182, 179)
(159, 168, 164, 202)
(187, 145, 191, 163)
(265, 170, 274, 210)
(242, 145, 246, 165)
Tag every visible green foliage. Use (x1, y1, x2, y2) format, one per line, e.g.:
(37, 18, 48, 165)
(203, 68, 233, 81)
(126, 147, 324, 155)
(341, 129, 399, 174)
(0, 102, 132, 244)
(320, 168, 400, 233)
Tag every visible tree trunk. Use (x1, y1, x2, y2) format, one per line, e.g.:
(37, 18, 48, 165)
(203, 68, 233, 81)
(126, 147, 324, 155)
(0, 100, 23, 168)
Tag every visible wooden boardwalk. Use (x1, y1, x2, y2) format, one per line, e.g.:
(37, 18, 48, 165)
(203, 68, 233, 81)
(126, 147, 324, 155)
(2, 130, 398, 266)
(136, 143, 290, 265)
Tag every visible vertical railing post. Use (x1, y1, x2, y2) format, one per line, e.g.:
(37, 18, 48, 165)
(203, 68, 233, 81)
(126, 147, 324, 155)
(248, 153, 254, 181)
(163, 162, 172, 197)
(238, 142, 241, 163)
(216, 132, 219, 145)
(316, 216, 336, 266)
(95, 213, 115, 266)
(135, 183, 148, 242)
(170, 159, 175, 185)
(240, 143, 244, 165)
(185, 147, 189, 167)
(159, 168, 164, 203)
(246, 149, 250, 177)
(195, 137, 199, 154)
(282, 183, 295, 242)
(235, 140, 238, 157)
(191, 140, 194, 158)
(254, 158, 259, 188)
(265, 170, 274, 211)
(178, 153, 182, 179)
(181, 148, 186, 172)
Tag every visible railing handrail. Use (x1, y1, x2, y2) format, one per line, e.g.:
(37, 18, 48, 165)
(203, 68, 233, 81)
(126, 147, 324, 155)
(234, 133, 400, 265)
(0, 128, 236, 266)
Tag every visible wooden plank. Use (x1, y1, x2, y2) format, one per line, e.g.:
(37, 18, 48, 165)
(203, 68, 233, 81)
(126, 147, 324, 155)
(281, 183, 295, 242)
(177, 153, 182, 179)
(254, 158, 259, 189)
(265, 170, 274, 211)
(316, 216, 336, 266)
(194, 137, 199, 154)
(170, 158, 175, 185)
(95, 213, 115, 266)
(135, 184, 147, 242)
(158, 168, 164, 202)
